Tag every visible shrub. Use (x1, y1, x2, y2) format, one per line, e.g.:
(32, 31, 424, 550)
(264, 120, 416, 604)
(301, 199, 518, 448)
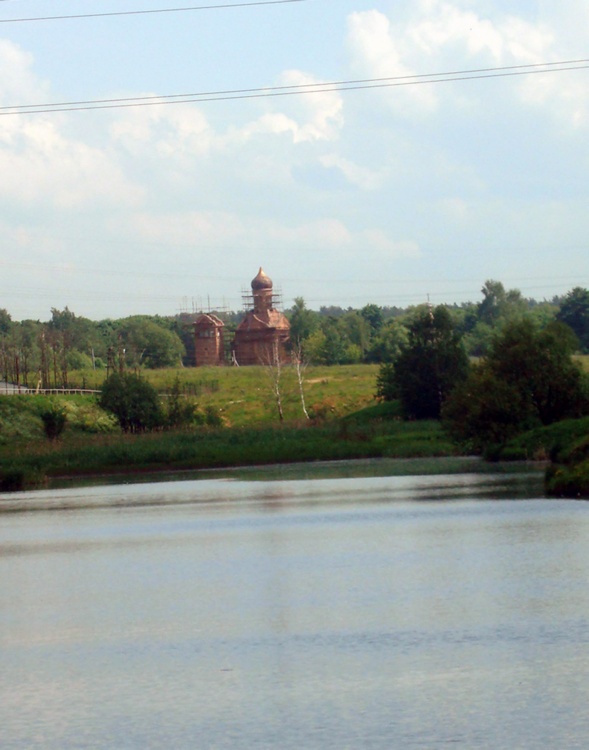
(204, 405, 223, 427)
(98, 372, 164, 433)
(40, 405, 67, 440)
(165, 376, 198, 428)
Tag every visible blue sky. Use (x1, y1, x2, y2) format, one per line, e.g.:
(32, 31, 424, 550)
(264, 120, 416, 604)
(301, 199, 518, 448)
(1, 0, 588, 320)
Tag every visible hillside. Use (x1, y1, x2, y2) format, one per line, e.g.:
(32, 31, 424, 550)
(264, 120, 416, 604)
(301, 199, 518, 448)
(66, 363, 381, 427)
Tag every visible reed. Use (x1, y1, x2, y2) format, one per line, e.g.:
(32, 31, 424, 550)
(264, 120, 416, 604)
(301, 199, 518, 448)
(0, 419, 461, 491)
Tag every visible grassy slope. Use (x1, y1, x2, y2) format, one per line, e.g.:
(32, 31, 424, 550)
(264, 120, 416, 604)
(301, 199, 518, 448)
(68, 364, 380, 426)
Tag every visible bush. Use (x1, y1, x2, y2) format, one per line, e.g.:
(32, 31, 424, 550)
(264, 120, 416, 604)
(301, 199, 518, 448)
(99, 372, 164, 433)
(204, 405, 223, 427)
(165, 376, 198, 428)
(40, 405, 67, 440)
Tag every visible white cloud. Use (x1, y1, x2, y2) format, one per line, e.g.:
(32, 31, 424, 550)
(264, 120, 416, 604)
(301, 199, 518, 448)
(110, 103, 215, 159)
(0, 39, 50, 105)
(407, 3, 552, 63)
(319, 153, 385, 190)
(0, 115, 144, 208)
(127, 209, 244, 249)
(124, 209, 417, 264)
(259, 70, 344, 143)
(0, 41, 145, 209)
(345, 3, 589, 129)
(347, 10, 438, 115)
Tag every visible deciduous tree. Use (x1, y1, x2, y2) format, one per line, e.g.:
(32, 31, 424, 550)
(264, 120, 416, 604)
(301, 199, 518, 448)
(99, 372, 163, 432)
(557, 287, 589, 352)
(377, 305, 469, 419)
(444, 319, 589, 450)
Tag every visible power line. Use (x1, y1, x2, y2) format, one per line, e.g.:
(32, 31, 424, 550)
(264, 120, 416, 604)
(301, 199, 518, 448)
(0, 256, 585, 291)
(0, 0, 307, 23)
(2, 58, 588, 116)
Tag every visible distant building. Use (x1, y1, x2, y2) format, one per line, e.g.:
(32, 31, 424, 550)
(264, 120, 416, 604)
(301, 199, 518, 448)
(193, 313, 225, 366)
(232, 268, 291, 366)
(192, 268, 290, 367)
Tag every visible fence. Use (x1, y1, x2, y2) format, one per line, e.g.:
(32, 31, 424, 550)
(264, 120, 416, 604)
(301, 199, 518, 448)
(0, 383, 101, 396)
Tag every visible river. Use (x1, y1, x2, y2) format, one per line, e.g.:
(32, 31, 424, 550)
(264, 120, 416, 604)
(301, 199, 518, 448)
(1, 460, 588, 749)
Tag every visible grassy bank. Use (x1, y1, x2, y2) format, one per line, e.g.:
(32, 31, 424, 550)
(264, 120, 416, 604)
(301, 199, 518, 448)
(0, 364, 396, 490)
(0, 413, 461, 492)
(497, 416, 589, 498)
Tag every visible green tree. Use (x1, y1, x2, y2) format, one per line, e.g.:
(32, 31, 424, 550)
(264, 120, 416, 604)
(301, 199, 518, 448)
(557, 287, 589, 352)
(360, 303, 384, 333)
(463, 321, 495, 357)
(0, 309, 12, 335)
(339, 311, 372, 360)
(303, 329, 327, 364)
(288, 297, 319, 345)
(442, 365, 535, 450)
(117, 317, 185, 369)
(478, 279, 526, 326)
(12, 320, 41, 387)
(48, 307, 109, 376)
(375, 362, 397, 402)
(367, 319, 409, 363)
(305, 320, 349, 365)
(99, 372, 164, 432)
(321, 321, 349, 365)
(444, 318, 589, 449)
(377, 305, 469, 419)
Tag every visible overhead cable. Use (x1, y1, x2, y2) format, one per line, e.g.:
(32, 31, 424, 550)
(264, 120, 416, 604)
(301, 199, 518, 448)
(0, 0, 307, 23)
(1, 58, 588, 116)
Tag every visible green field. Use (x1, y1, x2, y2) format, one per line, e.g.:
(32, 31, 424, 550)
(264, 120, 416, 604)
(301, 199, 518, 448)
(68, 363, 381, 426)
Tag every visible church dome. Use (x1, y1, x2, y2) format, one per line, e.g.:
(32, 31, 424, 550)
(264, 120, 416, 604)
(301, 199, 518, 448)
(251, 267, 273, 290)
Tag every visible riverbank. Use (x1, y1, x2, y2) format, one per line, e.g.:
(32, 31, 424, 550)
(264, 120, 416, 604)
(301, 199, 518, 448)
(0, 418, 461, 493)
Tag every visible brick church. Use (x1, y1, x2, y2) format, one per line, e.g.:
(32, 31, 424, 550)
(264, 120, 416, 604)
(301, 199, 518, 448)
(193, 268, 290, 366)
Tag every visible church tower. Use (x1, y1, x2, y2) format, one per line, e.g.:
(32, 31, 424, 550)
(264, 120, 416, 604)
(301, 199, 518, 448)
(232, 268, 290, 365)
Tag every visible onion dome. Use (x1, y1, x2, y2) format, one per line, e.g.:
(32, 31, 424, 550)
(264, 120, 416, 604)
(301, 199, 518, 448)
(251, 267, 273, 290)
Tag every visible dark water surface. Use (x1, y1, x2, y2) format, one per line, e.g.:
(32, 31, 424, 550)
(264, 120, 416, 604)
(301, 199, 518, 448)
(1, 462, 589, 749)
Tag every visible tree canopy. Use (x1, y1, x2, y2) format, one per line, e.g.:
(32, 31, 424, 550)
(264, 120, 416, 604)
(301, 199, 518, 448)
(443, 319, 589, 450)
(556, 287, 589, 353)
(99, 372, 163, 432)
(117, 317, 185, 369)
(377, 305, 469, 419)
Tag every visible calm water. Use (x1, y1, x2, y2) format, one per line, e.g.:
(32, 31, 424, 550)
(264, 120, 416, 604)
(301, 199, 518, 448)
(1, 461, 589, 749)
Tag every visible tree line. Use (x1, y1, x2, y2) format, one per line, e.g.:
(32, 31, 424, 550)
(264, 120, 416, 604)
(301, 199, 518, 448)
(0, 281, 588, 388)
(375, 291, 589, 456)
(290, 282, 589, 364)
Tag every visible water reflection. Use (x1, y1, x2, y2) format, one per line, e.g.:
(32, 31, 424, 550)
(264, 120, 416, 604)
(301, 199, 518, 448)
(0, 457, 543, 514)
(1, 465, 588, 749)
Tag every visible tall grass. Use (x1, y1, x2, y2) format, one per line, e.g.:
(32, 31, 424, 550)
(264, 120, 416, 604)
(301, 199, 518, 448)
(0, 419, 462, 491)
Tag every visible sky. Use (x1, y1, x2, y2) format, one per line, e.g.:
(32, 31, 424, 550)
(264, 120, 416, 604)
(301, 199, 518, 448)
(1, 0, 589, 321)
